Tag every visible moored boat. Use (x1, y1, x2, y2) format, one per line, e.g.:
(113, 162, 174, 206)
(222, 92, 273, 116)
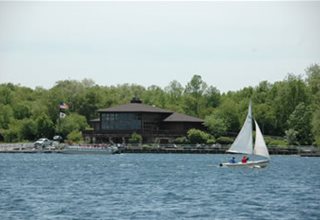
(62, 145, 118, 154)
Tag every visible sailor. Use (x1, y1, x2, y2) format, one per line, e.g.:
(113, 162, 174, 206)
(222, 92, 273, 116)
(241, 155, 248, 163)
(229, 157, 236, 163)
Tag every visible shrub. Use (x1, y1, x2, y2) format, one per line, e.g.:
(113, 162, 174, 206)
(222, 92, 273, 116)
(216, 136, 234, 145)
(129, 132, 142, 144)
(206, 138, 216, 145)
(264, 136, 288, 147)
(285, 129, 299, 145)
(174, 136, 189, 144)
(67, 130, 83, 143)
(187, 129, 211, 144)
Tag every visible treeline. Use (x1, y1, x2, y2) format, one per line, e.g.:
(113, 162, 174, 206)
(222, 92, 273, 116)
(0, 64, 319, 146)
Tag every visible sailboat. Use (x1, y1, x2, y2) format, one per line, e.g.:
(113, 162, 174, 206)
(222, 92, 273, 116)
(220, 101, 270, 168)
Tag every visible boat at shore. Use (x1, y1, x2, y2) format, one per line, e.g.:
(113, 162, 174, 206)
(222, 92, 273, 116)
(62, 145, 118, 154)
(220, 101, 270, 168)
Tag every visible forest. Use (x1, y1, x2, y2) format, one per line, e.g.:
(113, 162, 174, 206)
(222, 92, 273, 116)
(0, 64, 319, 147)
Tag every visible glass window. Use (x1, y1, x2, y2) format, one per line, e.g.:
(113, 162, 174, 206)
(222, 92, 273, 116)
(101, 113, 141, 130)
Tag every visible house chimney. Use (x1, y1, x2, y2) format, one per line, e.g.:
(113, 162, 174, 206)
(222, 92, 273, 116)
(130, 97, 142, 103)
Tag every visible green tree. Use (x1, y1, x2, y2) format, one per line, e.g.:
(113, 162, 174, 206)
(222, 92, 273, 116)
(311, 109, 320, 146)
(165, 80, 183, 103)
(0, 104, 13, 129)
(36, 113, 55, 139)
(204, 86, 221, 108)
(287, 103, 313, 145)
(306, 64, 320, 104)
(306, 64, 320, 146)
(164, 80, 184, 112)
(285, 129, 298, 145)
(185, 75, 207, 95)
(58, 113, 88, 138)
(2, 120, 20, 142)
(204, 113, 227, 138)
(213, 98, 240, 133)
(253, 103, 276, 135)
(0, 84, 14, 105)
(20, 118, 37, 141)
(184, 75, 207, 117)
(76, 87, 104, 120)
(271, 75, 310, 134)
(142, 85, 167, 108)
(252, 81, 272, 104)
(13, 102, 32, 120)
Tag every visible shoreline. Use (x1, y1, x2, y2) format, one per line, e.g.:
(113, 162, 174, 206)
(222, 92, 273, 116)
(0, 146, 319, 156)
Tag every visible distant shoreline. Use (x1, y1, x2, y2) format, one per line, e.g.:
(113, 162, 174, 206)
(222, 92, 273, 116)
(0, 144, 319, 156)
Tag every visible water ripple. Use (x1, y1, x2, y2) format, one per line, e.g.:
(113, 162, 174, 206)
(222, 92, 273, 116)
(0, 154, 319, 219)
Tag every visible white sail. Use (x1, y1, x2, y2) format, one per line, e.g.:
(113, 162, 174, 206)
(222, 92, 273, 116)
(227, 102, 253, 155)
(254, 120, 270, 159)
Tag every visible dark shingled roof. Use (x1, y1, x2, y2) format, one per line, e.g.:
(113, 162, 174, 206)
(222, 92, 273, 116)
(98, 103, 173, 113)
(163, 112, 204, 123)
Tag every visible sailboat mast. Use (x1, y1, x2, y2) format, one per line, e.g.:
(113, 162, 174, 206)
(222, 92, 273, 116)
(248, 100, 254, 155)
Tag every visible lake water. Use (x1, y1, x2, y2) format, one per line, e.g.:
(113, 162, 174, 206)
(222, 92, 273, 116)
(0, 153, 319, 220)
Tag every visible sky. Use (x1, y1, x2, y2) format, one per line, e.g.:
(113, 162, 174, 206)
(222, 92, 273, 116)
(0, 1, 319, 92)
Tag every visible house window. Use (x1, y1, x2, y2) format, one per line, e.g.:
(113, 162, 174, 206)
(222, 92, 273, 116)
(101, 113, 141, 130)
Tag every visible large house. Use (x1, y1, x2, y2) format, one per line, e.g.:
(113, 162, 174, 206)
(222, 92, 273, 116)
(83, 97, 205, 144)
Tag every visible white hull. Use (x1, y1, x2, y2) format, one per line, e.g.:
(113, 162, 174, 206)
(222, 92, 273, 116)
(62, 146, 118, 155)
(220, 159, 269, 168)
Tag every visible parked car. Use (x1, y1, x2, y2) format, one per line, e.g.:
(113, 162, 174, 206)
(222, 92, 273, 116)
(34, 138, 52, 149)
(53, 135, 63, 142)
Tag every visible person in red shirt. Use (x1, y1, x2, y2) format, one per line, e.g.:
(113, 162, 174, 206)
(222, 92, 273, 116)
(241, 155, 248, 163)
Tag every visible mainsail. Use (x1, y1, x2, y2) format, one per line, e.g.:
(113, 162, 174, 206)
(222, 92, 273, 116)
(227, 102, 253, 155)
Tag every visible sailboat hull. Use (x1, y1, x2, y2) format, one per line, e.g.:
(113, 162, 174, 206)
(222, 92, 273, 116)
(220, 159, 269, 168)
